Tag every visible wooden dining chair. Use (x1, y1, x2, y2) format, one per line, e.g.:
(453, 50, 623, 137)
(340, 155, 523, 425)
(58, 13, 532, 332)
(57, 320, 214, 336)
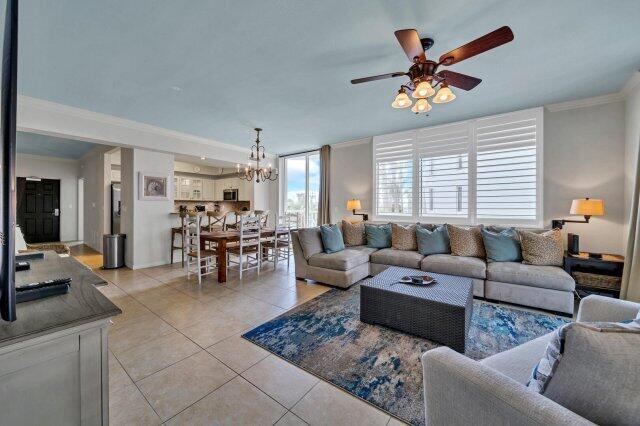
(262, 225, 291, 269)
(185, 212, 217, 284)
(226, 214, 261, 279)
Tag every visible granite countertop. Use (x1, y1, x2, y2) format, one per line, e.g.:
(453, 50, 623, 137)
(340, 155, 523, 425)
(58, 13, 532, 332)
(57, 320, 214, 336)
(0, 252, 121, 348)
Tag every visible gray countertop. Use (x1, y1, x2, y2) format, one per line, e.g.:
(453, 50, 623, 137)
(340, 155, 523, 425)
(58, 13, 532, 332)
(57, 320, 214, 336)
(0, 252, 121, 348)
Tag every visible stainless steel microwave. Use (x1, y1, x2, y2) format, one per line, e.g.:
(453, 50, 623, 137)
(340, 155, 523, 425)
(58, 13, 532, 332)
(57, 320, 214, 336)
(223, 188, 238, 201)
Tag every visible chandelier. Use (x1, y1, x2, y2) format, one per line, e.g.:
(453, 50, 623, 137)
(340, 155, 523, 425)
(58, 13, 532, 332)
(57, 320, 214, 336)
(236, 128, 278, 183)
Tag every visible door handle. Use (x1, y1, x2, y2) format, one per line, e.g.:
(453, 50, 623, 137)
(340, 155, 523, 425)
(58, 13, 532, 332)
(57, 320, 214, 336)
(54, 208, 60, 217)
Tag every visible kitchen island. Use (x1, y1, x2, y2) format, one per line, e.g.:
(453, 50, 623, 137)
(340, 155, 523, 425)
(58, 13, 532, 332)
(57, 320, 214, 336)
(0, 251, 121, 425)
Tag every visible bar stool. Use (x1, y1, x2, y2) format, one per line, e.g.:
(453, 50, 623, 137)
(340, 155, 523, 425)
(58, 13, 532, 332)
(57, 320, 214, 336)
(170, 210, 188, 266)
(226, 210, 251, 230)
(206, 211, 227, 231)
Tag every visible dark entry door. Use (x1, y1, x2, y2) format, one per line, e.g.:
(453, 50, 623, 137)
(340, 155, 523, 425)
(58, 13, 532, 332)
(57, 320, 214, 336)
(17, 178, 61, 243)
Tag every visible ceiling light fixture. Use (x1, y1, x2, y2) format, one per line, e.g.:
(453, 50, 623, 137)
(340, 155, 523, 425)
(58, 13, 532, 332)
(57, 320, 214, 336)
(200, 156, 206, 160)
(433, 83, 456, 104)
(391, 87, 412, 108)
(412, 80, 435, 98)
(236, 128, 278, 183)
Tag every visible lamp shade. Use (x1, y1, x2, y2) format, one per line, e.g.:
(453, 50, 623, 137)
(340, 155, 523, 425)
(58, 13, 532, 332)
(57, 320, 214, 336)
(570, 198, 604, 216)
(347, 199, 362, 211)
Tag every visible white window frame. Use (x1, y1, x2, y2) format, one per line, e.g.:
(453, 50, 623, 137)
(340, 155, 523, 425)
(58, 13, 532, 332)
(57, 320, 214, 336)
(372, 107, 544, 228)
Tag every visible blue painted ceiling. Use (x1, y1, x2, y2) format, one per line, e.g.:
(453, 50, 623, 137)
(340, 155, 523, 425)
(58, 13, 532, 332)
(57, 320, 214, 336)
(15, 0, 640, 153)
(17, 132, 100, 159)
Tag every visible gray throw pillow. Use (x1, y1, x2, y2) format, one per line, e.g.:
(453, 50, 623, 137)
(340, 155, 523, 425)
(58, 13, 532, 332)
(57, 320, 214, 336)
(297, 227, 324, 259)
(528, 320, 640, 425)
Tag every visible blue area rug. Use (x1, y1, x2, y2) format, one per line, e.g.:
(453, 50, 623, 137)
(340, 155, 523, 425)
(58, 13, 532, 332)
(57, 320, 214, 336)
(243, 284, 569, 425)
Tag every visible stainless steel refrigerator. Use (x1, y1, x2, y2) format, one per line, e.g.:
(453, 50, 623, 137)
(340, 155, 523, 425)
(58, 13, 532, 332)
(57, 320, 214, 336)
(111, 182, 121, 234)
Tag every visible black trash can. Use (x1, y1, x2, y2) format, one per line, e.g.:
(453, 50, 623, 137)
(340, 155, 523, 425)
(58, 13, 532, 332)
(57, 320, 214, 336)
(103, 234, 126, 269)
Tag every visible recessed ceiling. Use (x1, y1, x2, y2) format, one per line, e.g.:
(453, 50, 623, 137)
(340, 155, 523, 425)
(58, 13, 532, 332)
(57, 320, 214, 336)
(16, 0, 640, 154)
(16, 132, 102, 159)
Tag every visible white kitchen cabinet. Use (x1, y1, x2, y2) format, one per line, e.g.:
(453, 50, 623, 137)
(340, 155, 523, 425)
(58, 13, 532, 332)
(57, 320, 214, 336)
(190, 178, 203, 200)
(202, 179, 215, 200)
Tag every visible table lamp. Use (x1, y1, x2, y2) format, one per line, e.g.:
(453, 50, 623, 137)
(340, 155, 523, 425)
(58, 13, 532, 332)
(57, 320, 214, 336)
(347, 199, 368, 221)
(551, 197, 605, 258)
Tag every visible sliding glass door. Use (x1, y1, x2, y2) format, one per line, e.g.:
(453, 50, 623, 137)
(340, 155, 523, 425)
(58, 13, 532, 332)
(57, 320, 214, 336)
(282, 152, 320, 228)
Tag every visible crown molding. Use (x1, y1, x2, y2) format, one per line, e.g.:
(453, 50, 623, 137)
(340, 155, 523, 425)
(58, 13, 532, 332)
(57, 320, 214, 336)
(17, 95, 263, 156)
(545, 91, 625, 112)
(16, 152, 79, 163)
(621, 71, 640, 97)
(331, 137, 372, 149)
(546, 71, 640, 112)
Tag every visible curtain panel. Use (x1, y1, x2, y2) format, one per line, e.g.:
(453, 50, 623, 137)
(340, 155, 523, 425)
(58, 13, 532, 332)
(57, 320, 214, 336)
(318, 145, 331, 225)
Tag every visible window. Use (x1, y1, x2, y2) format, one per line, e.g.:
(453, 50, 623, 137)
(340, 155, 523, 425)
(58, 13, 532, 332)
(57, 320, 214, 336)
(373, 131, 413, 217)
(280, 152, 320, 228)
(373, 107, 543, 227)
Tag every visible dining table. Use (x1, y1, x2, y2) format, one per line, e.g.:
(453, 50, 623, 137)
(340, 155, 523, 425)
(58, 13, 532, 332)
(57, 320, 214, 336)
(200, 227, 290, 283)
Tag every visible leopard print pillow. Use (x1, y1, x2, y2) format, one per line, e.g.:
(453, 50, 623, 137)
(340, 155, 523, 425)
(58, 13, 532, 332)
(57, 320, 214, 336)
(341, 220, 365, 246)
(520, 229, 563, 266)
(391, 223, 417, 251)
(447, 225, 486, 258)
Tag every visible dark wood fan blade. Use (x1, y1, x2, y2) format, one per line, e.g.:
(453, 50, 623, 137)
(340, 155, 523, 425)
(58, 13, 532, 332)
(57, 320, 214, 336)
(435, 70, 482, 90)
(351, 72, 407, 84)
(394, 29, 426, 63)
(439, 26, 514, 65)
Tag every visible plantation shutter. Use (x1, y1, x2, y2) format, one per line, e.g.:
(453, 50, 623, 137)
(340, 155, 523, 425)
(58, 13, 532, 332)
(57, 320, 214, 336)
(373, 131, 415, 217)
(475, 109, 542, 224)
(416, 123, 471, 218)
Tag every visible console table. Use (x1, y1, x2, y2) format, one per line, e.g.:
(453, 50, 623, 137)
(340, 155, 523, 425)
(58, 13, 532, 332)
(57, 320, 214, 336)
(0, 252, 121, 425)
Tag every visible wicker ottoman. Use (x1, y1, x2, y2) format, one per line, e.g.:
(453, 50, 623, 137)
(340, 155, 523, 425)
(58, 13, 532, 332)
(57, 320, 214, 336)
(360, 266, 474, 352)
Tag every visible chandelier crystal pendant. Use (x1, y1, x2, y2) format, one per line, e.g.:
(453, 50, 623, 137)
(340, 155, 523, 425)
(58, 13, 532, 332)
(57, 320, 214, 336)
(236, 128, 278, 183)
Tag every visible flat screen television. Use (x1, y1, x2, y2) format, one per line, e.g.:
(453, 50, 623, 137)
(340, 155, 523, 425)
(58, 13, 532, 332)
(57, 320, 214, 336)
(0, 0, 18, 322)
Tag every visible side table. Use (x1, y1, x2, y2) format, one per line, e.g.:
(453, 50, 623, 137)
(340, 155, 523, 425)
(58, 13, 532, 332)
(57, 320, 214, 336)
(563, 252, 624, 298)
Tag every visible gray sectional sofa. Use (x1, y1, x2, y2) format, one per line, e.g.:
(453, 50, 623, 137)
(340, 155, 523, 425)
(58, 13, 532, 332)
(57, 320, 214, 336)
(291, 225, 576, 315)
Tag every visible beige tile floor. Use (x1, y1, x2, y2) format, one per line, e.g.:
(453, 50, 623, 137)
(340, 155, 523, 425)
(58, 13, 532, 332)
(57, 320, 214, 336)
(92, 260, 407, 425)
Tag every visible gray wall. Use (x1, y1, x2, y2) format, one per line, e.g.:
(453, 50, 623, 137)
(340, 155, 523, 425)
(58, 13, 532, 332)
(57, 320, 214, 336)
(624, 80, 640, 250)
(544, 102, 625, 254)
(330, 102, 627, 254)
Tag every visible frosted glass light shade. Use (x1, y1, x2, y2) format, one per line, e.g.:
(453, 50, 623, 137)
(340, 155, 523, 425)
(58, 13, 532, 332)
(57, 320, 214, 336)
(570, 198, 604, 216)
(391, 90, 412, 108)
(433, 85, 456, 104)
(411, 98, 432, 114)
(412, 80, 435, 98)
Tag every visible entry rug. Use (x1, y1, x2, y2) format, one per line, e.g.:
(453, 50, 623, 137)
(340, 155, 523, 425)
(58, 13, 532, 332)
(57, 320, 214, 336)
(243, 284, 569, 425)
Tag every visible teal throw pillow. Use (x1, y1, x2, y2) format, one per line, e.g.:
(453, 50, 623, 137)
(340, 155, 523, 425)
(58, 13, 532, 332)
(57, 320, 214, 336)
(320, 224, 345, 254)
(416, 225, 450, 255)
(364, 223, 392, 248)
(481, 226, 522, 262)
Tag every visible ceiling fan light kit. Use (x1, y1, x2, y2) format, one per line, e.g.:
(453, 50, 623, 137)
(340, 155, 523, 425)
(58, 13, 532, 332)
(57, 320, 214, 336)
(352, 26, 514, 115)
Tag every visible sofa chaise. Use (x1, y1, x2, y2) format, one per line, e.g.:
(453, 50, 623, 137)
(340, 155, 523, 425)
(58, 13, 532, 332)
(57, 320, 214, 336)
(291, 225, 576, 314)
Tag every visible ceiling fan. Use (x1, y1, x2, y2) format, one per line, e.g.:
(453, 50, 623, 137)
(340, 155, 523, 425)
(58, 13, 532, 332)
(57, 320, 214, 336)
(351, 26, 514, 114)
